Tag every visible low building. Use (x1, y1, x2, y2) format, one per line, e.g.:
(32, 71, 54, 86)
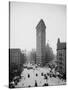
(9, 49, 21, 65)
(57, 38, 66, 75)
(9, 48, 22, 82)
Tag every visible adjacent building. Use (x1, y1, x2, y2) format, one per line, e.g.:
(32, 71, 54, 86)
(57, 38, 66, 75)
(9, 49, 21, 65)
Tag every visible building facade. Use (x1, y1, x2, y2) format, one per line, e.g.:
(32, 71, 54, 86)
(57, 38, 66, 75)
(36, 19, 46, 66)
(9, 49, 21, 65)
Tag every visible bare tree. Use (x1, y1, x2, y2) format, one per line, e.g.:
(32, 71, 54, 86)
(42, 43, 55, 66)
(30, 49, 36, 65)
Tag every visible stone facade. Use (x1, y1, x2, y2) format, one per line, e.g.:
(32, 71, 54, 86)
(36, 19, 46, 66)
(9, 49, 21, 65)
(57, 38, 66, 75)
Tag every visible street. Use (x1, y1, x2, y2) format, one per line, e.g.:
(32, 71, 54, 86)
(15, 65, 66, 88)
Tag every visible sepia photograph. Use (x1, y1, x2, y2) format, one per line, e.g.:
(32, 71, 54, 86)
(9, 2, 66, 88)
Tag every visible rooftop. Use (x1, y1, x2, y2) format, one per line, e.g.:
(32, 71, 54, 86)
(57, 42, 66, 50)
(36, 19, 46, 30)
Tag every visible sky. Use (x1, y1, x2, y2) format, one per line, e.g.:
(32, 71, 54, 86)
(10, 2, 66, 54)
